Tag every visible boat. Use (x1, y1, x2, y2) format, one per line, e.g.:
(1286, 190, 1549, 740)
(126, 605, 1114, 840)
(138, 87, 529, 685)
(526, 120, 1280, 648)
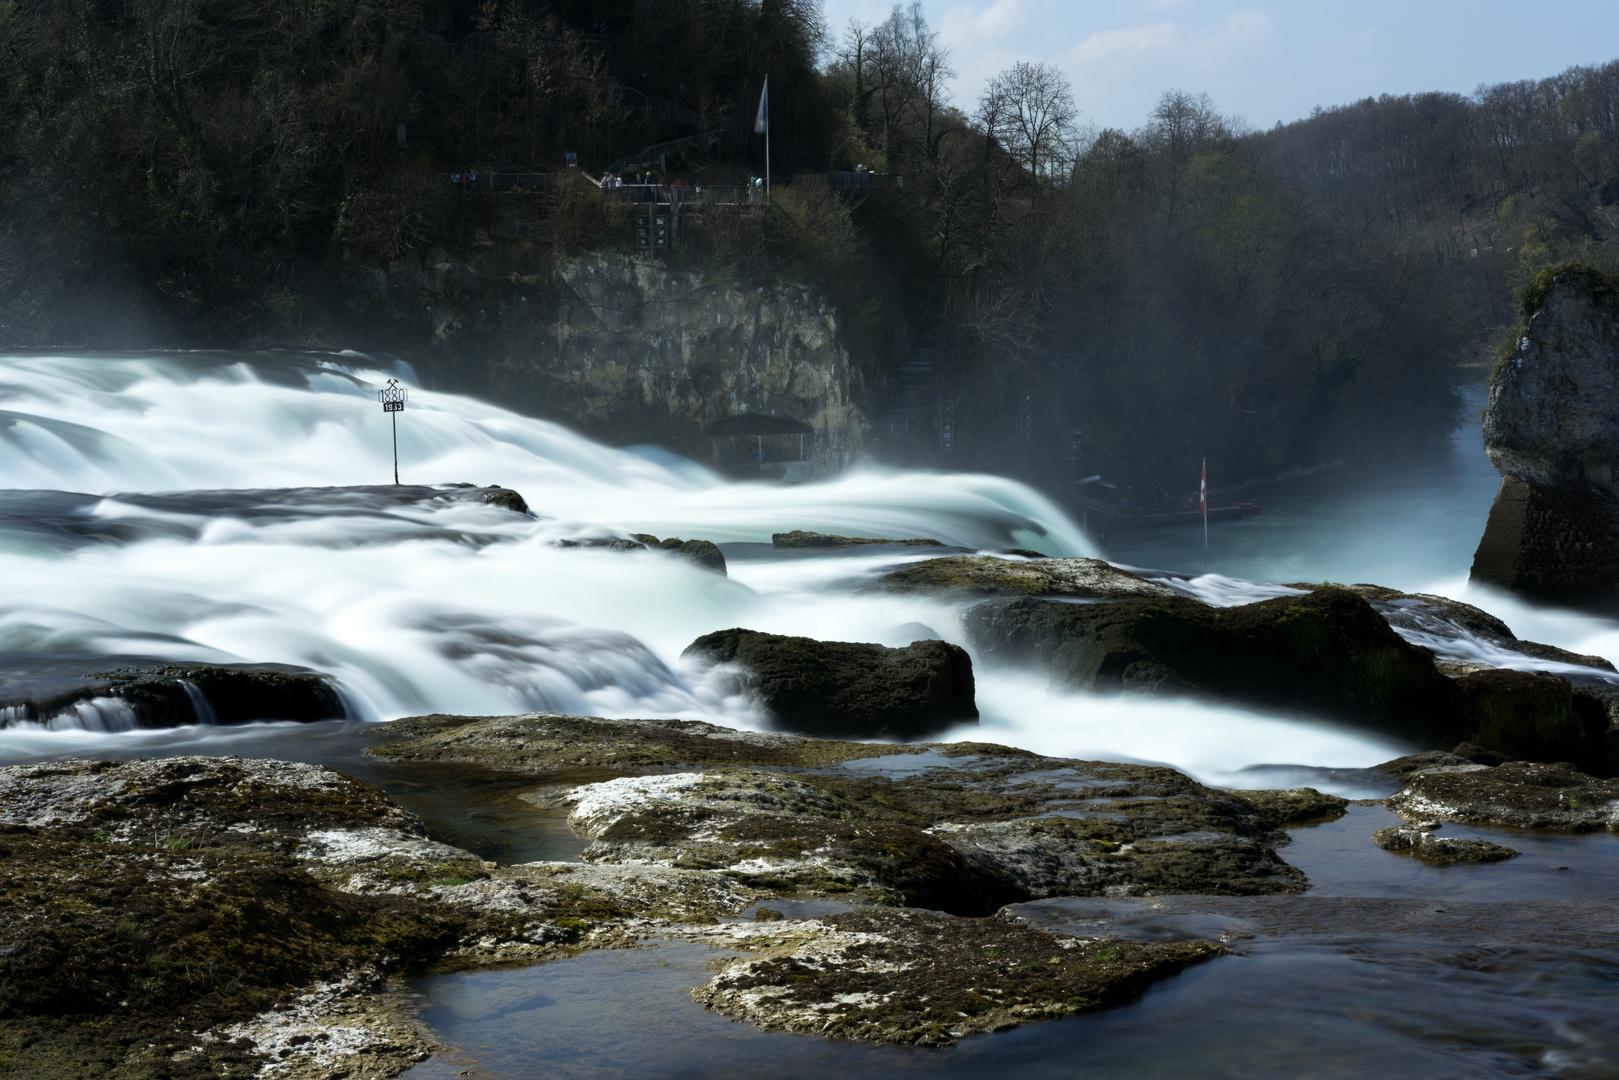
(1058, 475, 1262, 531)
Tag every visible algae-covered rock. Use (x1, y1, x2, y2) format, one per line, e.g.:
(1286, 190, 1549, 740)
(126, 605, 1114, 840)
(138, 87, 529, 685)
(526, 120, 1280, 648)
(965, 588, 1464, 745)
(1371, 825, 1520, 862)
(366, 711, 947, 771)
(683, 629, 977, 740)
(1388, 760, 1619, 831)
(874, 555, 1174, 598)
(689, 909, 1226, 1046)
(1453, 669, 1604, 773)
(561, 770, 1019, 915)
(634, 534, 728, 574)
(772, 530, 944, 548)
(480, 486, 530, 513)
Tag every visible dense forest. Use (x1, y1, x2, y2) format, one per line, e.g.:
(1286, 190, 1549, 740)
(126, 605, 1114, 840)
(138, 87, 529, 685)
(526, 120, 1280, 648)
(2, 0, 1617, 491)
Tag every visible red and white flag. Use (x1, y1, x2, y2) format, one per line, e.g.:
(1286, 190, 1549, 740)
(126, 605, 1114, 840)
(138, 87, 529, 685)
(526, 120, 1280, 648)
(1200, 459, 1207, 518)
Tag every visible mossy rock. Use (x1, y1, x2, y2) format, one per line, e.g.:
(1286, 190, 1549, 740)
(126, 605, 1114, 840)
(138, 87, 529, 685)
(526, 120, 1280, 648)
(693, 908, 1226, 1046)
(635, 535, 727, 574)
(480, 486, 530, 514)
(683, 629, 976, 740)
(874, 556, 1174, 599)
(772, 530, 943, 548)
(1454, 669, 1602, 773)
(965, 588, 1466, 746)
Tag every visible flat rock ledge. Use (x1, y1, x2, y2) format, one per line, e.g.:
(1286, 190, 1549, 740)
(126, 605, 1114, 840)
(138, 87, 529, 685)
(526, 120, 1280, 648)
(1371, 825, 1520, 863)
(1387, 760, 1619, 831)
(685, 909, 1225, 1047)
(773, 530, 945, 549)
(872, 556, 1176, 599)
(375, 713, 1345, 912)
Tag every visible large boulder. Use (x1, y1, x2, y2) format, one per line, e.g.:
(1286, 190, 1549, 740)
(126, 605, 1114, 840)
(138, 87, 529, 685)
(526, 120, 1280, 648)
(1472, 265, 1619, 603)
(965, 588, 1465, 745)
(682, 629, 976, 739)
(0, 663, 347, 729)
(1453, 669, 1606, 774)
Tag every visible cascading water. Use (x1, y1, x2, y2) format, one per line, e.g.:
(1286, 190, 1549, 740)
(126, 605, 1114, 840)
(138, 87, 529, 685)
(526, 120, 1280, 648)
(0, 350, 1612, 793)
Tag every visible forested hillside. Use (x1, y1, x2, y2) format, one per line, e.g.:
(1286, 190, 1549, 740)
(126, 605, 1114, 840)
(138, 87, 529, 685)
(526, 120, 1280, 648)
(1, 0, 1616, 491)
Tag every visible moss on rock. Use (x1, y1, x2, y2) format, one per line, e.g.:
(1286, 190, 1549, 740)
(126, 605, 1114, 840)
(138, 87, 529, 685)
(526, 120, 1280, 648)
(682, 629, 977, 740)
(873, 556, 1174, 599)
(691, 908, 1226, 1046)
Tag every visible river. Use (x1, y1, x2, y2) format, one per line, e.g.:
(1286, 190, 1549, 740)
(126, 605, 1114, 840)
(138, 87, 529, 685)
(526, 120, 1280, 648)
(0, 352, 1613, 1078)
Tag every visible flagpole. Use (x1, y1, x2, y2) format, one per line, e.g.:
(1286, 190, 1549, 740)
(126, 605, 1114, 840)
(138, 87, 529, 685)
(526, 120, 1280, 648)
(764, 77, 771, 203)
(1202, 457, 1208, 571)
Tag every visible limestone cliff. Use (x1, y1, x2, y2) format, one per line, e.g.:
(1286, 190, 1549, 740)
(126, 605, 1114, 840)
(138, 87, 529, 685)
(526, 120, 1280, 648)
(1472, 267, 1619, 601)
(361, 244, 871, 477)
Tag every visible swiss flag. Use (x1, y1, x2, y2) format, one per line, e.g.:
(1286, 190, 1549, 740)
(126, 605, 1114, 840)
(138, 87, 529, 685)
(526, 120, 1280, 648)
(1200, 459, 1207, 518)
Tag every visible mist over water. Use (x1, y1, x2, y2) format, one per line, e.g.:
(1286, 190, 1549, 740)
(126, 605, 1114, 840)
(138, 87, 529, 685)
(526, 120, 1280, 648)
(0, 352, 1610, 792)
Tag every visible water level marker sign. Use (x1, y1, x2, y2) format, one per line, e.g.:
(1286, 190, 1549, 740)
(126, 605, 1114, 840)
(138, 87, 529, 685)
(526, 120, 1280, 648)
(379, 379, 407, 484)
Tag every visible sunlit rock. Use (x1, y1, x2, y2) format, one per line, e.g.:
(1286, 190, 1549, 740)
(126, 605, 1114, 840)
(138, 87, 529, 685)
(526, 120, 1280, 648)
(1388, 759, 1619, 831)
(873, 554, 1173, 598)
(771, 529, 944, 548)
(1371, 825, 1520, 863)
(688, 909, 1226, 1047)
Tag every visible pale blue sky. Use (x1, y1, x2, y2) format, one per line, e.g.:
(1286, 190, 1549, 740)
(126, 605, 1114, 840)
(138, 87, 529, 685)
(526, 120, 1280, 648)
(819, 0, 1619, 131)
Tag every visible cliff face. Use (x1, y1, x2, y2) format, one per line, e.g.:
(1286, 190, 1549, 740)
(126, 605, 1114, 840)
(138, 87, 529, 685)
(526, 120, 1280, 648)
(1472, 269, 1619, 601)
(366, 243, 871, 477)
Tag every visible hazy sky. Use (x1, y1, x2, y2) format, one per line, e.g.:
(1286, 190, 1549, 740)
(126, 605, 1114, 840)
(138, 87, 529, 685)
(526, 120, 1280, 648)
(818, 0, 1619, 132)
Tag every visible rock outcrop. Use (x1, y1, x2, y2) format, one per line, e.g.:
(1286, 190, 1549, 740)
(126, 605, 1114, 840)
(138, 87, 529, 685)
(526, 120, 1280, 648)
(1387, 759, 1619, 831)
(1371, 825, 1520, 863)
(965, 588, 1464, 745)
(682, 629, 977, 739)
(772, 530, 944, 548)
(690, 910, 1225, 1047)
(873, 555, 1176, 599)
(632, 534, 727, 574)
(0, 663, 347, 730)
(1472, 265, 1619, 603)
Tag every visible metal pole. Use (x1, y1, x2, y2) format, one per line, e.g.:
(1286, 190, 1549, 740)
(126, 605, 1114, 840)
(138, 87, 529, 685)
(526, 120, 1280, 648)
(765, 115, 771, 203)
(392, 411, 399, 485)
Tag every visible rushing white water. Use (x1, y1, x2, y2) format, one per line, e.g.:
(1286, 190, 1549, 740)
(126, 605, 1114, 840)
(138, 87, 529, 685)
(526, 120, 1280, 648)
(0, 349, 1611, 793)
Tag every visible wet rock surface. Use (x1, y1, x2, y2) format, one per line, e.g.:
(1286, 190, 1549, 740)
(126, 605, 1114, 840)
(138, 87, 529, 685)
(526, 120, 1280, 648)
(686, 908, 1225, 1046)
(374, 715, 1338, 910)
(874, 555, 1175, 598)
(1371, 825, 1521, 862)
(682, 629, 978, 740)
(966, 587, 1463, 746)
(631, 534, 728, 574)
(1294, 582, 1618, 673)
(0, 755, 765, 1079)
(1388, 760, 1619, 831)
(772, 530, 944, 549)
(0, 663, 347, 730)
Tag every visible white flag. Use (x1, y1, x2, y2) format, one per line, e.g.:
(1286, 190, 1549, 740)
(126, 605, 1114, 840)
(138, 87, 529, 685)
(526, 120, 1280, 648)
(754, 76, 769, 134)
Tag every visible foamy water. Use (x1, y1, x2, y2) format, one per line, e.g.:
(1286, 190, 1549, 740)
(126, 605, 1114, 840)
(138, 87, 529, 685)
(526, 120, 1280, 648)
(1, 349, 1612, 792)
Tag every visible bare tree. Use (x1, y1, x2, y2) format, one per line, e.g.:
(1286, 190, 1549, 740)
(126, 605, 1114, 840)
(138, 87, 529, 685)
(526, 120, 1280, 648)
(978, 61, 1077, 192)
(835, 3, 952, 170)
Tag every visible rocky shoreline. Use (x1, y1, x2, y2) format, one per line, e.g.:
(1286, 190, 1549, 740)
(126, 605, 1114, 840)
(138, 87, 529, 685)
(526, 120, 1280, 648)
(3, 700, 1613, 1078)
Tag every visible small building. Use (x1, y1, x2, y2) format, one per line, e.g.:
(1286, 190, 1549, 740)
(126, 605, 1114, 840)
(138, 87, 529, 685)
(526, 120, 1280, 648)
(707, 412, 815, 480)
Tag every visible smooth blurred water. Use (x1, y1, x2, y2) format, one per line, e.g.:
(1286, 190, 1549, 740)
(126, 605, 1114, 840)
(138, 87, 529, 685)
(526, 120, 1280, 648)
(0, 349, 1426, 784)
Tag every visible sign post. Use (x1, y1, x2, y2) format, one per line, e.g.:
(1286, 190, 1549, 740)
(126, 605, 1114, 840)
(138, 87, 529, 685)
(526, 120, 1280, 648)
(379, 379, 407, 485)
